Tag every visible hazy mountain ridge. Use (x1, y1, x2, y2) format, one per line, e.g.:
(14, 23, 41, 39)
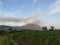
(20, 24, 42, 30)
(0, 25, 14, 30)
(0, 24, 42, 30)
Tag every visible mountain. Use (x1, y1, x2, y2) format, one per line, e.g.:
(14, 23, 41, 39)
(0, 25, 14, 30)
(0, 24, 42, 30)
(20, 24, 42, 30)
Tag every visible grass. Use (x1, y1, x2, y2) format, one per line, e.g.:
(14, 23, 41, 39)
(0, 30, 60, 45)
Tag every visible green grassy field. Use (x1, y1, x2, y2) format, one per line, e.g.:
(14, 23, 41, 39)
(0, 30, 60, 45)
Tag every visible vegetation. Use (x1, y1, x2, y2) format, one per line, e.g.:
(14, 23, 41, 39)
(0, 30, 60, 45)
(49, 26, 54, 31)
(42, 26, 47, 30)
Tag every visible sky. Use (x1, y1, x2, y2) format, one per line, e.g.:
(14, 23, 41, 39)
(0, 0, 60, 29)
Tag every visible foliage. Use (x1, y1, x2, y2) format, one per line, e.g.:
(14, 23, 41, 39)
(42, 26, 47, 30)
(49, 26, 54, 31)
(0, 30, 60, 45)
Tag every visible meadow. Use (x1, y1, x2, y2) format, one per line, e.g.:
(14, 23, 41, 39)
(0, 30, 60, 45)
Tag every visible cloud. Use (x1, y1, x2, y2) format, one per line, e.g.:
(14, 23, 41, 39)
(27, 11, 42, 19)
(0, 9, 43, 26)
(0, 10, 24, 22)
(0, 16, 23, 22)
(41, 19, 60, 29)
(0, 11, 19, 18)
(49, 0, 60, 8)
(11, 5, 25, 16)
(0, 10, 26, 26)
(48, 0, 60, 15)
(24, 10, 43, 24)
(0, 22, 26, 26)
(47, 20, 60, 29)
(49, 6, 60, 15)
(0, 5, 25, 17)
(0, 11, 26, 26)
(42, 0, 60, 29)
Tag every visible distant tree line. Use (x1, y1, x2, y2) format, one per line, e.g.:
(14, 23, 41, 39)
(8, 26, 55, 31)
(42, 26, 54, 30)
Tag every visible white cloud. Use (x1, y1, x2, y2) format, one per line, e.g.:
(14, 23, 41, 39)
(49, 0, 60, 8)
(0, 10, 23, 23)
(27, 11, 42, 19)
(24, 10, 43, 25)
(0, 9, 24, 26)
(0, 9, 43, 26)
(0, 22, 26, 26)
(0, 11, 17, 17)
(12, 5, 25, 16)
(0, 5, 25, 17)
(49, 6, 60, 15)
(48, 0, 60, 15)
(0, 16, 23, 22)
(42, 0, 60, 29)
(41, 19, 60, 29)
(0, 10, 26, 26)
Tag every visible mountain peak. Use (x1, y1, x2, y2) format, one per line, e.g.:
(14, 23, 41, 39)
(20, 23, 42, 30)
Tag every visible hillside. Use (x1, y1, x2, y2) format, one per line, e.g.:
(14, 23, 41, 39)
(0, 24, 42, 30)
(0, 25, 14, 30)
(20, 24, 42, 30)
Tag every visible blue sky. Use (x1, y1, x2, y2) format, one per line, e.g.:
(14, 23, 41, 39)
(0, 0, 60, 29)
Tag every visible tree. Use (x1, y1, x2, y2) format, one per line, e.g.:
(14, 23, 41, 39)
(49, 26, 54, 30)
(9, 28, 12, 30)
(42, 26, 47, 30)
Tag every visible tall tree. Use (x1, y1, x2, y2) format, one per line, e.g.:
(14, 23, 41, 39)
(42, 26, 47, 30)
(49, 26, 54, 30)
